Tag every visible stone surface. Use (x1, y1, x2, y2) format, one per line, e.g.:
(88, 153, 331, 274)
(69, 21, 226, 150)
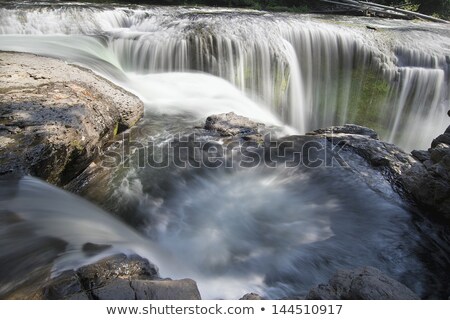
(309, 124, 379, 139)
(401, 127, 450, 220)
(306, 267, 419, 300)
(0, 52, 143, 186)
(204, 112, 264, 137)
(308, 124, 450, 219)
(76, 254, 158, 292)
(306, 125, 416, 199)
(43, 254, 201, 300)
(411, 150, 431, 163)
(130, 279, 201, 300)
(240, 293, 264, 300)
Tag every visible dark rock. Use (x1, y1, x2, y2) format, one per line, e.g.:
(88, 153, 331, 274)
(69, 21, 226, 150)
(430, 143, 450, 164)
(91, 278, 201, 300)
(130, 279, 201, 300)
(306, 267, 419, 300)
(204, 112, 264, 137)
(43, 270, 84, 300)
(431, 133, 450, 148)
(76, 254, 158, 291)
(307, 124, 450, 220)
(411, 150, 430, 163)
(92, 279, 136, 300)
(43, 254, 201, 300)
(66, 292, 90, 300)
(0, 52, 143, 186)
(401, 127, 450, 219)
(309, 124, 379, 139)
(240, 293, 263, 300)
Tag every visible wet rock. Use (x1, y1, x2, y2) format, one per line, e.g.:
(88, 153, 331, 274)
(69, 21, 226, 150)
(305, 123, 450, 220)
(430, 143, 450, 164)
(130, 279, 201, 300)
(0, 52, 143, 186)
(92, 279, 136, 300)
(411, 150, 431, 162)
(432, 133, 450, 148)
(401, 127, 450, 220)
(43, 254, 201, 300)
(204, 112, 264, 138)
(76, 254, 158, 291)
(309, 124, 379, 139)
(91, 278, 201, 300)
(308, 125, 415, 187)
(306, 267, 419, 300)
(43, 270, 84, 300)
(240, 293, 263, 300)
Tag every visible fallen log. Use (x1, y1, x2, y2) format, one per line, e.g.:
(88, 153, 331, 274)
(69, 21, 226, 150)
(319, 0, 450, 23)
(356, 0, 449, 23)
(319, 0, 411, 19)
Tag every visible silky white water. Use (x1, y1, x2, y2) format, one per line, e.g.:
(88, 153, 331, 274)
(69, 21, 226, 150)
(0, 2, 450, 299)
(0, 2, 449, 150)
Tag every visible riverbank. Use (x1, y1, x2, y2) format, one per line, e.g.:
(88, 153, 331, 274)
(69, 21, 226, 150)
(0, 52, 143, 186)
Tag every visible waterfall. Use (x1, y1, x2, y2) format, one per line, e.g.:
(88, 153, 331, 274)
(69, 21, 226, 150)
(1, 2, 450, 300)
(0, 4, 448, 150)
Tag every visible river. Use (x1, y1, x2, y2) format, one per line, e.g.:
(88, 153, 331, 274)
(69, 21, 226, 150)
(0, 1, 449, 299)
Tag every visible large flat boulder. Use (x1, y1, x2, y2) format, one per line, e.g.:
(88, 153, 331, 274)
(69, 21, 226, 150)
(0, 52, 143, 185)
(43, 253, 201, 300)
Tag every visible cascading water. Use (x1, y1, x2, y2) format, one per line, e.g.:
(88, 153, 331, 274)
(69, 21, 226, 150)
(0, 2, 449, 150)
(0, 1, 450, 299)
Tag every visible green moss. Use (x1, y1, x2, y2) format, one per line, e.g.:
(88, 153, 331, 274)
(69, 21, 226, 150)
(340, 66, 390, 135)
(113, 121, 119, 136)
(70, 139, 84, 151)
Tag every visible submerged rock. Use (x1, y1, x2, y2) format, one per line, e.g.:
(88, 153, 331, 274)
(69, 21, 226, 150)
(240, 293, 264, 300)
(44, 254, 201, 300)
(306, 267, 419, 300)
(204, 112, 264, 139)
(0, 52, 143, 186)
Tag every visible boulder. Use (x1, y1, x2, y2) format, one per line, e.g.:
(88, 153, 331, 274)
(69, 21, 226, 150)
(0, 52, 144, 186)
(76, 253, 158, 291)
(204, 112, 264, 138)
(309, 124, 450, 220)
(401, 126, 450, 219)
(91, 278, 201, 300)
(130, 279, 201, 300)
(306, 267, 419, 300)
(309, 124, 379, 139)
(240, 293, 264, 300)
(43, 254, 201, 300)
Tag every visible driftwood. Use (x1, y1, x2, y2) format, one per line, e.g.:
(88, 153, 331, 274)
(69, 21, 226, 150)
(320, 0, 409, 19)
(319, 0, 449, 23)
